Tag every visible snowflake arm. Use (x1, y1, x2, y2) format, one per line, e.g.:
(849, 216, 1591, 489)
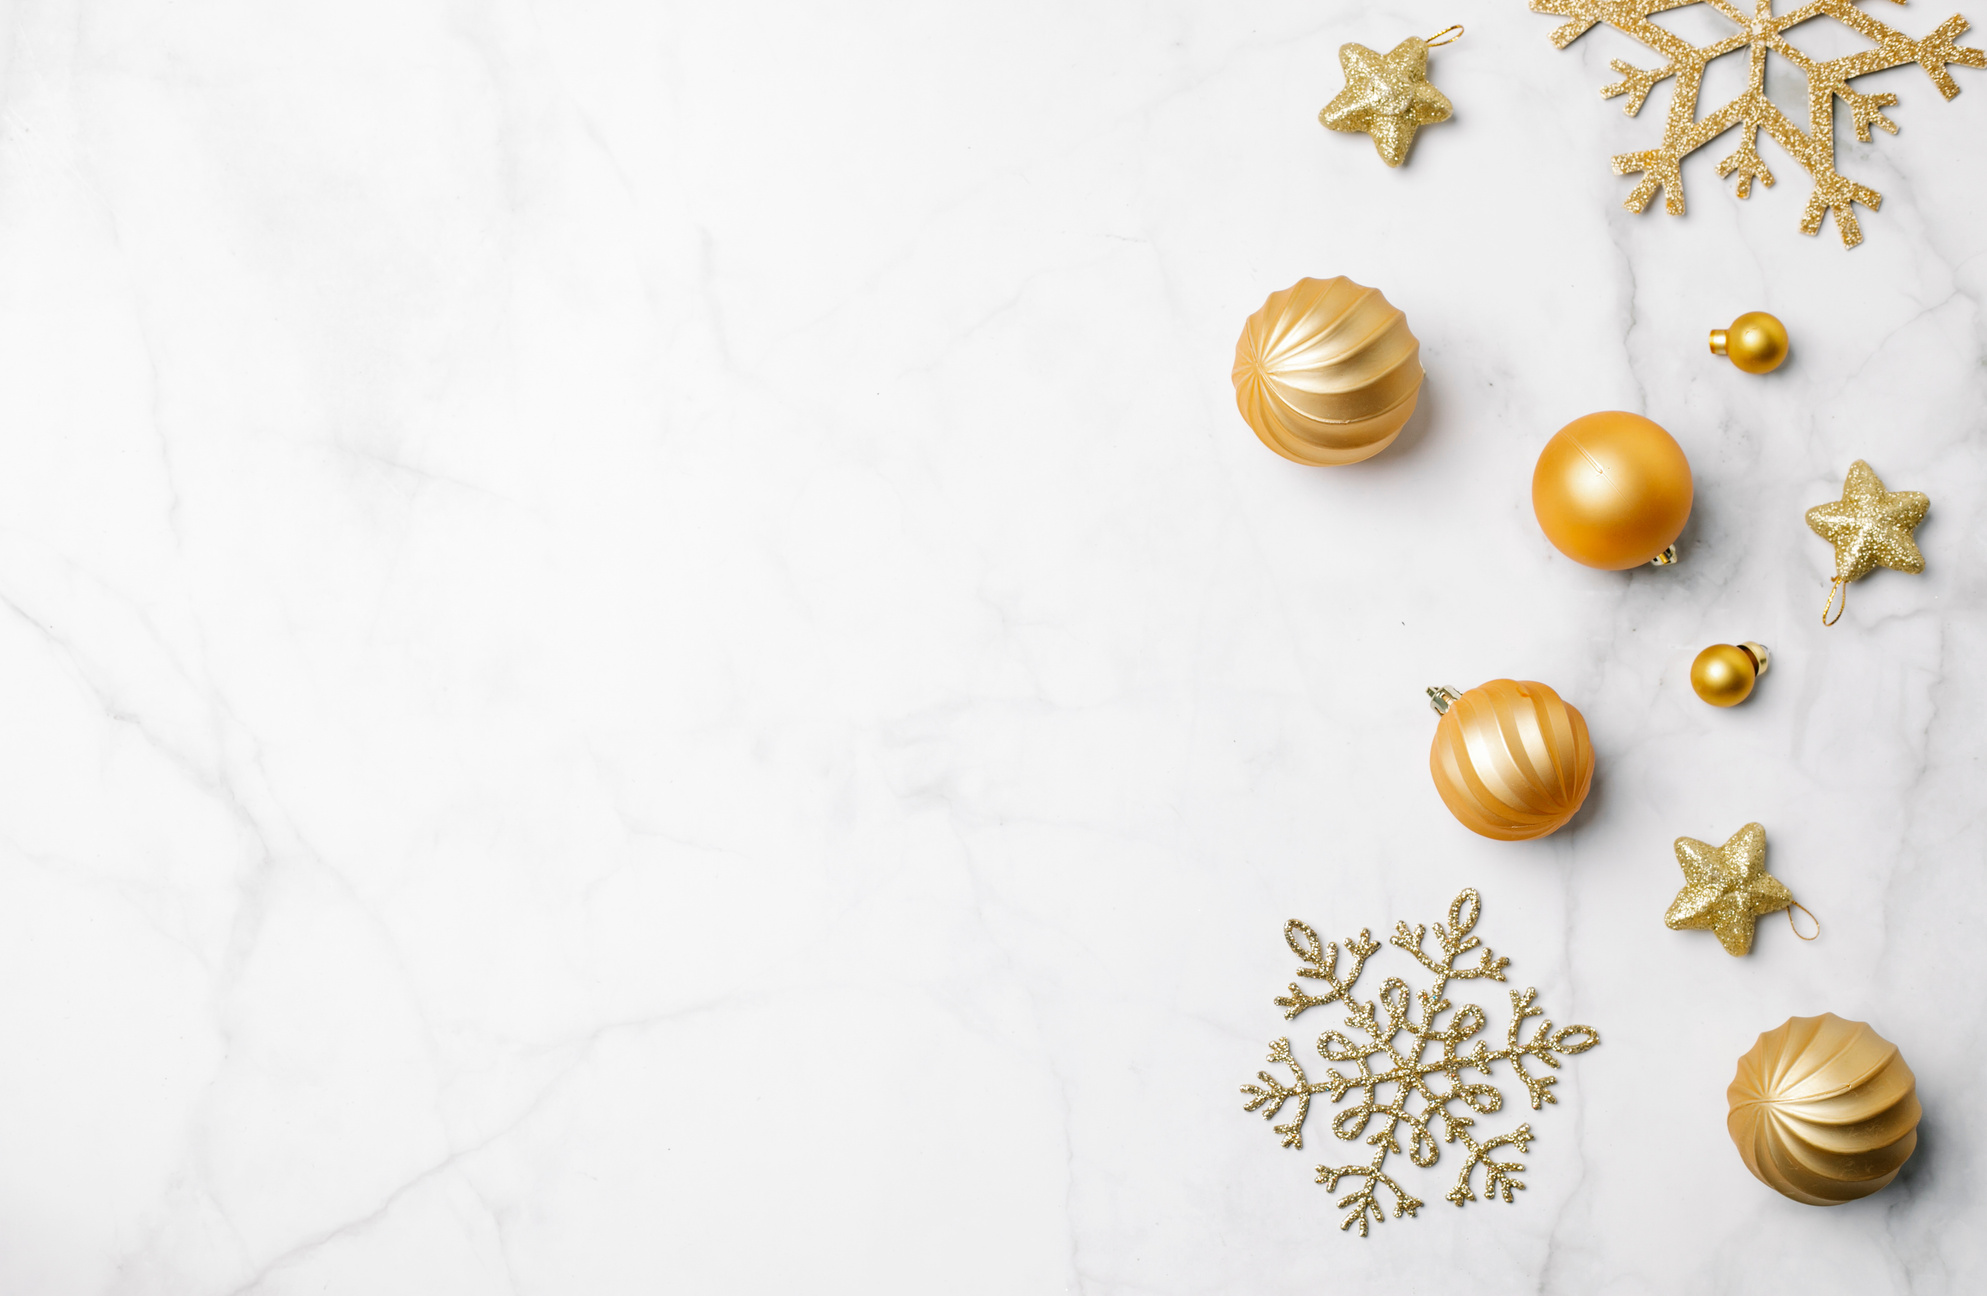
(1811, 3, 1986, 98)
(1241, 1037, 1331, 1149)
(1481, 986, 1605, 1109)
(1274, 920, 1380, 1020)
(1532, 0, 1705, 50)
(1389, 888, 1510, 988)
(1445, 1123, 1535, 1206)
(1318, 1149, 1425, 1236)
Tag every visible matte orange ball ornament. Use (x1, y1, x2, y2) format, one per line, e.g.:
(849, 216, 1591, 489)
(1532, 412, 1694, 569)
(1426, 680, 1595, 841)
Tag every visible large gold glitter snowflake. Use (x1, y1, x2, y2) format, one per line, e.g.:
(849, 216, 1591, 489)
(1530, 0, 1987, 245)
(1239, 890, 1599, 1236)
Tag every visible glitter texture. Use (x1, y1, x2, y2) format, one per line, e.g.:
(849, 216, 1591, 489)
(1529, 0, 1987, 246)
(1664, 822, 1791, 956)
(1806, 459, 1929, 598)
(1240, 889, 1600, 1236)
(1319, 37, 1454, 167)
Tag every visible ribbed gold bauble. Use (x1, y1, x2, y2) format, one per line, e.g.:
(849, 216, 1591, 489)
(1532, 412, 1694, 569)
(1728, 1014, 1920, 1206)
(1428, 680, 1594, 841)
(1710, 311, 1790, 374)
(1232, 276, 1423, 466)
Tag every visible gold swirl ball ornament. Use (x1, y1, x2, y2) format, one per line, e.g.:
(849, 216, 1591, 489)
(1690, 642, 1769, 707)
(1232, 276, 1423, 466)
(1710, 311, 1790, 374)
(1728, 1014, 1920, 1206)
(1426, 680, 1594, 841)
(1532, 412, 1694, 569)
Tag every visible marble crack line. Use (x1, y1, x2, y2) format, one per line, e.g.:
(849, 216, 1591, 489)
(218, 998, 733, 1296)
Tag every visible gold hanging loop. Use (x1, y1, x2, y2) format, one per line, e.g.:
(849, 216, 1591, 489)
(1425, 24, 1466, 46)
(1787, 900, 1820, 941)
(1821, 577, 1847, 626)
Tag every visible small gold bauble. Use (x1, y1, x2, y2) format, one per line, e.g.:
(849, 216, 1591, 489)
(1232, 276, 1423, 466)
(1710, 311, 1790, 374)
(1426, 680, 1594, 841)
(1690, 642, 1769, 707)
(1532, 412, 1694, 570)
(1728, 1013, 1920, 1206)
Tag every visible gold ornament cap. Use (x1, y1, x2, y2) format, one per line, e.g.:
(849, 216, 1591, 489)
(1690, 642, 1769, 707)
(1710, 312, 1790, 374)
(1728, 1013, 1920, 1206)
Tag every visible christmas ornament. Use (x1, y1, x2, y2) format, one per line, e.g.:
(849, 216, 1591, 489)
(1806, 460, 1928, 626)
(1529, 0, 1987, 247)
(1241, 888, 1600, 1235)
(1690, 642, 1769, 707)
(1665, 822, 1817, 956)
(1232, 277, 1423, 466)
(1728, 1013, 1920, 1205)
(1319, 26, 1462, 167)
(1710, 312, 1789, 374)
(1532, 411, 1693, 569)
(1427, 680, 1594, 841)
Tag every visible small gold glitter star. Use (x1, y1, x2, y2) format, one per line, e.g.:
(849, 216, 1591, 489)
(1664, 823, 1791, 957)
(1805, 460, 1927, 623)
(1319, 37, 1453, 168)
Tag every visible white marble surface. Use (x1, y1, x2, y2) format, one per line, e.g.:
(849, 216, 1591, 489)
(0, 1, 1982, 1291)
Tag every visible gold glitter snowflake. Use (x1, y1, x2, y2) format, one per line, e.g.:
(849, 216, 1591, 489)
(1240, 889, 1600, 1236)
(1530, 0, 1987, 246)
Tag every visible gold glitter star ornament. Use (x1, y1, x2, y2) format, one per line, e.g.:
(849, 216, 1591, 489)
(1806, 460, 1928, 625)
(1320, 27, 1461, 167)
(1665, 823, 1796, 956)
